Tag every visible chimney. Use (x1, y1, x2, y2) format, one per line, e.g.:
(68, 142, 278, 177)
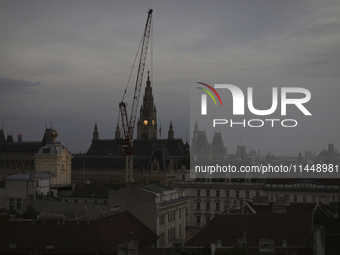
(17, 132, 22, 142)
(210, 243, 216, 255)
(335, 205, 338, 218)
(328, 143, 334, 153)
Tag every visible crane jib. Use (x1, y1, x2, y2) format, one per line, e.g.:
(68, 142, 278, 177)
(118, 9, 153, 183)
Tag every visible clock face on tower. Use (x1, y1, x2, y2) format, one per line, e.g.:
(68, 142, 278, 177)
(143, 120, 148, 125)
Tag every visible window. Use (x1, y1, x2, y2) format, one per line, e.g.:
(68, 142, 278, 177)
(216, 203, 220, 211)
(160, 232, 165, 245)
(9, 243, 17, 250)
(25, 243, 34, 250)
(196, 202, 201, 210)
(206, 190, 210, 197)
(270, 194, 274, 201)
(236, 191, 239, 198)
(206, 202, 210, 210)
(246, 191, 249, 198)
(173, 210, 176, 220)
(226, 191, 229, 197)
(179, 209, 182, 218)
(196, 216, 201, 225)
(256, 191, 259, 197)
(63, 243, 72, 251)
(160, 214, 165, 225)
(312, 195, 316, 203)
(46, 244, 54, 250)
(10, 198, 14, 210)
(303, 195, 306, 202)
(216, 190, 220, 197)
(168, 228, 176, 241)
(179, 225, 182, 236)
(206, 217, 210, 223)
(98, 243, 104, 250)
(197, 190, 200, 196)
(294, 194, 297, 202)
(16, 198, 21, 210)
(182, 175, 185, 181)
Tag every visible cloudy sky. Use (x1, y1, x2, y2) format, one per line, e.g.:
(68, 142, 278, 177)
(1, 0, 340, 155)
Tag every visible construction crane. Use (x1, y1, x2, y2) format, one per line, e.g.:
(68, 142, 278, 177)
(119, 9, 153, 183)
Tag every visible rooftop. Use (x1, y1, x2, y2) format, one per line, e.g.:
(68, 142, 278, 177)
(185, 213, 312, 248)
(143, 183, 174, 194)
(5, 172, 56, 181)
(0, 210, 158, 254)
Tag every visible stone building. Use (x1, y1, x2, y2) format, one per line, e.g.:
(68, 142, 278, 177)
(72, 76, 190, 186)
(34, 130, 73, 188)
(0, 127, 66, 180)
(109, 183, 188, 248)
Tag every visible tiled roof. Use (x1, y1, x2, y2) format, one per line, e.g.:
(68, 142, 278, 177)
(246, 202, 317, 214)
(0, 210, 158, 254)
(314, 203, 340, 234)
(93, 211, 158, 248)
(85, 138, 186, 157)
(0, 220, 108, 254)
(143, 183, 174, 193)
(185, 213, 312, 248)
(265, 178, 340, 185)
(5, 172, 56, 181)
(64, 184, 110, 199)
(140, 248, 172, 255)
(0, 141, 42, 155)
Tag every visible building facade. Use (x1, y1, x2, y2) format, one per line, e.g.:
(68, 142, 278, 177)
(109, 183, 188, 248)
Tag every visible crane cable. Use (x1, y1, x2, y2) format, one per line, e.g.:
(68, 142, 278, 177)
(150, 14, 153, 87)
(118, 20, 147, 127)
(121, 30, 144, 102)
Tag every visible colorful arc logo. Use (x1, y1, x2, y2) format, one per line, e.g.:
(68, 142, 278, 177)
(197, 82, 222, 115)
(196, 82, 223, 106)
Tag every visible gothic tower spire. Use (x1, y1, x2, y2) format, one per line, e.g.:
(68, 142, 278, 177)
(137, 71, 157, 140)
(115, 122, 121, 139)
(92, 121, 99, 143)
(168, 121, 174, 139)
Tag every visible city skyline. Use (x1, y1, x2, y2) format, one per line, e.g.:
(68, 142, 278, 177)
(1, 1, 340, 155)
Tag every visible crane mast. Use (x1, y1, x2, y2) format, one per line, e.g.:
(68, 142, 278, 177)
(119, 9, 153, 183)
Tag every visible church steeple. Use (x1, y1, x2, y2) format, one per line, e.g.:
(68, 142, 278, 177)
(168, 121, 174, 139)
(92, 121, 99, 143)
(137, 71, 157, 140)
(115, 122, 121, 139)
(146, 70, 151, 88)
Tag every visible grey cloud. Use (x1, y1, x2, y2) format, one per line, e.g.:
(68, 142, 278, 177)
(0, 77, 41, 94)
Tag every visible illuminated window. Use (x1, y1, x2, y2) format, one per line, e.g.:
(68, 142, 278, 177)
(46, 244, 54, 250)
